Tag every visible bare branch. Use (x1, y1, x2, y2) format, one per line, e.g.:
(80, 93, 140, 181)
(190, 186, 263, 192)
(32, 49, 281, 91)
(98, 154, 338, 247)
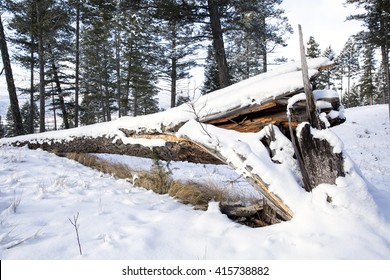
(68, 212, 82, 256)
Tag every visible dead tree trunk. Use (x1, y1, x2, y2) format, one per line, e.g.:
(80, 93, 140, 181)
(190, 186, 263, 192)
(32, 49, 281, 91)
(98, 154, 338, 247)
(295, 25, 344, 189)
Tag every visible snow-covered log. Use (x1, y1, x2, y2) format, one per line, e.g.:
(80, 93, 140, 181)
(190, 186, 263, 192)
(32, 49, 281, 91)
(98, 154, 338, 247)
(0, 57, 346, 223)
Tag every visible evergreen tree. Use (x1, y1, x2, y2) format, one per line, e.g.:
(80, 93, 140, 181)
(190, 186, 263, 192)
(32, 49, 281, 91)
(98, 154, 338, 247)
(334, 37, 360, 101)
(79, 0, 117, 123)
(343, 83, 363, 108)
(20, 100, 39, 133)
(346, 0, 390, 118)
(317, 45, 336, 89)
(0, 13, 24, 135)
(152, 0, 199, 108)
(374, 62, 389, 104)
(358, 42, 377, 105)
(201, 44, 221, 95)
(5, 0, 73, 132)
(306, 36, 321, 58)
(120, 3, 159, 117)
(226, 0, 292, 79)
(4, 0, 38, 134)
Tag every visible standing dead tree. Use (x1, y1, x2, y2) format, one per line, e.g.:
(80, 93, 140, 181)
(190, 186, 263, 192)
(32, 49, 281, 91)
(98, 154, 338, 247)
(296, 25, 344, 189)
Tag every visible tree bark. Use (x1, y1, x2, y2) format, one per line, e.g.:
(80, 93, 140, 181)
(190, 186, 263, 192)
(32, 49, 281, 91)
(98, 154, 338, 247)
(207, 0, 230, 88)
(75, 1, 80, 127)
(0, 15, 24, 135)
(170, 21, 178, 108)
(29, 33, 35, 134)
(298, 25, 324, 130)
(50, 55, 70, 129)
(36, 3, 46, 133)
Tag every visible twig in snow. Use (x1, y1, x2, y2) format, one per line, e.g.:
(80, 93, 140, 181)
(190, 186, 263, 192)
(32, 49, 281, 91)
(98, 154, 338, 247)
(68, 212, 83, 255)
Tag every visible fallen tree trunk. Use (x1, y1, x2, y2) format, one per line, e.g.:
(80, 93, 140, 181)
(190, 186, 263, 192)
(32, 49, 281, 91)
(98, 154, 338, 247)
(0, 57, 346, 225)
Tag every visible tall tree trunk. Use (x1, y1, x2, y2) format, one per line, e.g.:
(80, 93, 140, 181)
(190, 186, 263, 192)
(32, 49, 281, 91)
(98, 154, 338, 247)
(171, 56, 177, 108)
(115, 8, 122, 117)
(262, 16, 267, 73)
(0, 15, 24, 135)
(50, 59, 70, 129)
(51, 86, 57, 130)
(75, 1, 80, 127)
(29, 34, 35, 134)
(381, 25, 390, 122)
(207, 0, 230, 88)
(36, 4, 46, 133)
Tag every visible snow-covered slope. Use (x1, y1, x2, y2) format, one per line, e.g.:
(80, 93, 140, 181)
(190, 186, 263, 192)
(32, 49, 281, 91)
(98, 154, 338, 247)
(0, 105, 389, 259)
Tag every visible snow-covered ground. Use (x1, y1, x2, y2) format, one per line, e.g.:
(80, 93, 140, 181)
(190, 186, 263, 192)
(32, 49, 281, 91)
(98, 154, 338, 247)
(0, 104, 389, 259)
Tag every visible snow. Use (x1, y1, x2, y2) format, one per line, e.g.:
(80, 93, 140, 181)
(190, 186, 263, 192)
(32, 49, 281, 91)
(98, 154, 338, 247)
(1, 105, 390, 259)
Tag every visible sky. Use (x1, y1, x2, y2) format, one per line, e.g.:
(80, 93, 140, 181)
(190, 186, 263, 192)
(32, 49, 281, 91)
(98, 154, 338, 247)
(0, 0, 365, 112)
(277, 0, 364, 60)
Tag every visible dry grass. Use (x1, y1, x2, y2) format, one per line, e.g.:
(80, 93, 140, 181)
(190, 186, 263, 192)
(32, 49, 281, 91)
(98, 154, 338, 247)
(67, 153, 134, 180)
(66, 153, 243, 210)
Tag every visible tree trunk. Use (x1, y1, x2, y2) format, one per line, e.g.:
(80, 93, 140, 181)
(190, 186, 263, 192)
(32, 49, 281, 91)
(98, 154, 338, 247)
(36, 4, 46, 133)
(50, 57, 70, 129)
(171, 56, 177, 108)
(29, 34, 35, 134)
(75, 1, 80, 127)
(0, 15, 24, 135)
(115, 8, 122, 117)
(381, 42, 390, 123)
(207, 0, 230, 88)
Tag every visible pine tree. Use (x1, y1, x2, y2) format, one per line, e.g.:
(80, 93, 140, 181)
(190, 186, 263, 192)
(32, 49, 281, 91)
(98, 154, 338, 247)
(359, 42, 377, 105)
(5, 0, 73, 132)
(152, 0, 199, 108)
(120, 4, 159, 117)
(316, 45, 336, 89)
(343, 83, 363, 108)
(79, 0, 117, 123)
(201, 44, 221, 95)
(0, 13, 24, 135)
(334, 37, 360, 101)
(346, 0, 390, 119)
(306, 36, 321, 58)
(20, 100, 39, 133)
(224, 0, 292, 80)
(374, 62, 389, 104)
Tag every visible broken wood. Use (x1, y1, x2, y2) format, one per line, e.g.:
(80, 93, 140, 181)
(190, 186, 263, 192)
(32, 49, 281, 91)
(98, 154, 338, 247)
(1, 55, 347, 225)
(294, 25, 345, 190)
